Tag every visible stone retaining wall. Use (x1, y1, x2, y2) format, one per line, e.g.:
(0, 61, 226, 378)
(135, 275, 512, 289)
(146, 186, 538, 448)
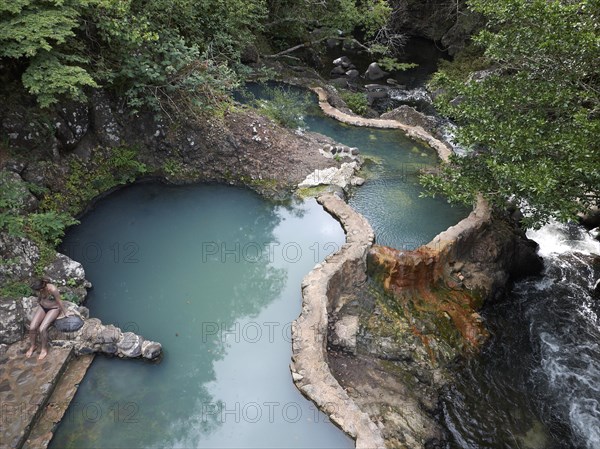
(290, 193, 385, 448)
(291, 87, 521, 448)
(311, 87, 452, 163)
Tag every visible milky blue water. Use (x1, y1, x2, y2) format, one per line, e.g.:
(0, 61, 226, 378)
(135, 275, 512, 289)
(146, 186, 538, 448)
(52, 184, 351, 448)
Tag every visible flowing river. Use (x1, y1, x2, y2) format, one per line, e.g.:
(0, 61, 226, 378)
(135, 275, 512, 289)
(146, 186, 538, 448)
(443, 222, 600, 449)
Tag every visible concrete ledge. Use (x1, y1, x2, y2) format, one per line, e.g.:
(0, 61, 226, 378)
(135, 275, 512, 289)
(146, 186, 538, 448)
(291, 193, 384, 449)
(311, 87, 452, 163)
(0, 342, 73, 449)
(312, 85, 494, 277)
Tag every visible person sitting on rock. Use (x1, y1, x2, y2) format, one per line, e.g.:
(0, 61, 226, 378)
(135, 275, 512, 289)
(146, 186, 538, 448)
(26, 277, 67, 360)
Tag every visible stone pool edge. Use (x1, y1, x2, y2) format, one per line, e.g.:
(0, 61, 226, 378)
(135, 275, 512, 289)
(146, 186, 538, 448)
(289, 86, 493, 449)
(291, 192, 385, 449)
(311, 86, 453, 164)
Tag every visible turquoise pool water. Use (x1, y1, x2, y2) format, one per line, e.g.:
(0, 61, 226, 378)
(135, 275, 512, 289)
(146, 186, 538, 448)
(52, 184, 351, 448)
(242, 82, 469, 248)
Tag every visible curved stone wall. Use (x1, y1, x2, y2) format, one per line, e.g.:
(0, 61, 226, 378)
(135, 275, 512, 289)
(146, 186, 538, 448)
(291, 193, 384, 448)
(291, 87, 503, 448)
(311, 87, 452, 163)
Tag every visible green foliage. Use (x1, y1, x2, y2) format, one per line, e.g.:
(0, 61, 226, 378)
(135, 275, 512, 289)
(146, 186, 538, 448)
(163, 158, 184, 177)
(0, 0, 86, 58)
(27, 212, 79, 246)
(0, 171, 78, 253)
(1, 0, 267, 113)
(22, 53, 97, 107)
(429, 44, 488, 88)
(0, 0, 97, 106)
(424, 0, 600, 227)
(265, 0, 396, 54)
(61, 291, 80, 303)
(340, 91, 369, 116)
(0, 281, 33, 298)
(254, 86, 312, 128)
(377, 57, 417, 72)
(42, 146, 148, 216)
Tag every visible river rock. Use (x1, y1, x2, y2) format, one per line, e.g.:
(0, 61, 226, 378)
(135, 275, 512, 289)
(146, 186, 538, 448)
(345, 69, 360, 78)
(330, 66, 347, 76)
(380, 105, 440, 135)
(20, 296, 162, 360)
(53, 315, 84, 332)
(117, 332, 144, 358)
(142, 340, 162, 359)
(298, 162, 359, 191)
(298, 167, 338, 187)
(365, 62, 388, 81)
(44, 253, 88, 287)
(350, 176, 365, 186)
(333, 56, 351, 67)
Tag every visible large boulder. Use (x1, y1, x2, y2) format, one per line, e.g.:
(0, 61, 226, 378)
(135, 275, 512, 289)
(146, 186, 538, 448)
(365, 62, 388, 81)
(0, 171, 39, 212)
(380, 105, 440, 135)
(43, 252, 91, 303)
(0, 234, 40, 285)
(117, 332, 144, 358)
(333, 56, 352, 67)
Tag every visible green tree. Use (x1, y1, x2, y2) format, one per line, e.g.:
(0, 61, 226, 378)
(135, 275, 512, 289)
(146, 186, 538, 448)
(1, 0, 267, 112)
(0, 0, 97, 106)
(424, 0, 600, 226)
(264, 0, 400, 58)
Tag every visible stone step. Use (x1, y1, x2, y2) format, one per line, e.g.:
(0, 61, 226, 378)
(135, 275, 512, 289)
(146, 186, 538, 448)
(0, 341, 73, 449)
(22, 354, 94, 449)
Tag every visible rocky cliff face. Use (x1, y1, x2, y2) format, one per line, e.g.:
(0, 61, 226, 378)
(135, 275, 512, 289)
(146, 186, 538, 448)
(1, 89, 344, 204)
(325, 201, 544, 448)
(365, 199, 544, 362)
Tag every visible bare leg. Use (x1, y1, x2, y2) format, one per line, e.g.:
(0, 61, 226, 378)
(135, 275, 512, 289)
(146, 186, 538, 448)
(26, 307, 46, 357)
(38, 308, 60, 360)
